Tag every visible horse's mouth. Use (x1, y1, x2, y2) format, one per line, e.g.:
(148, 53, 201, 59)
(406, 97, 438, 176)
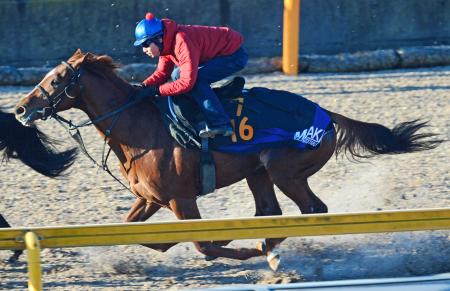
(16, 115, 34, 127)
(15, 109, 43, 127)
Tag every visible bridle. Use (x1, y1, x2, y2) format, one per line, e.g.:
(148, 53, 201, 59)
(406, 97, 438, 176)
(36, 61, 81, 120)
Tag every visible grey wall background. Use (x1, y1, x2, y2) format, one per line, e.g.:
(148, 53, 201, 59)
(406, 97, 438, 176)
(1, 0, 449, 67)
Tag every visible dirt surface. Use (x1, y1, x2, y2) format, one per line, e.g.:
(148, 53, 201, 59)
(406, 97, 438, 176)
(0, 66, 449, 290)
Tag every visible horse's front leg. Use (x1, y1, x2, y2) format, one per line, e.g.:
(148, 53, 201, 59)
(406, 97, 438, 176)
(170, 198, 263, 260)
(124, 198, 160, 222)
(208, 167, 283, 255)
(0, 214, 23, 263)
(125, 198, 178, 252)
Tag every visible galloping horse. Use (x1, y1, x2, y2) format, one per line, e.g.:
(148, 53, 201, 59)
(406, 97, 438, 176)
(0, 108, 78, 262)
(13, 50, 439, 270)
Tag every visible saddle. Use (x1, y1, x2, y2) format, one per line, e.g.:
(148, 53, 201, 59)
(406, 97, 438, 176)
(155, 76, 334, 152)
(155, 76, 246, 149)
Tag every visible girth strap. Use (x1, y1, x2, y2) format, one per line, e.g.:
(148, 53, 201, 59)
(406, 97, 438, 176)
(198, 122, 216, 196)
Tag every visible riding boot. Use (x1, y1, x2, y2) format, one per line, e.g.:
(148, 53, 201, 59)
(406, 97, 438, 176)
(190, 81, 233, 138)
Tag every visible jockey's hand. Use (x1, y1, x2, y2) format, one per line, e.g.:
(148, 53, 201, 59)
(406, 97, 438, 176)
(132, 83, 145, 88)
(136, 85, 160, 99)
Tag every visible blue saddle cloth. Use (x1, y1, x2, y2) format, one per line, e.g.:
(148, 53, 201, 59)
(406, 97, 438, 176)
(157, 86, 334, 154)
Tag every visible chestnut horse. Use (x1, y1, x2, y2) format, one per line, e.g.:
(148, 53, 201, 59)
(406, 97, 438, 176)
(14, 50, 439, 270)
(0, 108, 77, 262)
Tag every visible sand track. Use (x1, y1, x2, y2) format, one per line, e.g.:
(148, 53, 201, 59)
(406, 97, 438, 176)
(0, 66, 449, 290)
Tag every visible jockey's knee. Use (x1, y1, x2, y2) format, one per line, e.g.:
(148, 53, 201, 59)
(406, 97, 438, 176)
(236, 47, 249, 69)
(191, 78, 212, 93)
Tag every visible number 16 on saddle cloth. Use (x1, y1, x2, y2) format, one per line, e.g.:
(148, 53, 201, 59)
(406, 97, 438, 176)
(211, 87, 333, 154)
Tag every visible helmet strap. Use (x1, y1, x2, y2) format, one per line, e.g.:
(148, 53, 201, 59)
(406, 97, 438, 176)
(153, 36, 164, 52)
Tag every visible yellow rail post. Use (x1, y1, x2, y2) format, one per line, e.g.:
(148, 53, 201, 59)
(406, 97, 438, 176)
(282, 0, 300, 75)
(25, 232, 42, 291)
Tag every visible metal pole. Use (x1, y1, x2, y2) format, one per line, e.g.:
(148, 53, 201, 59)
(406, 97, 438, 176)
(282, 0, 300, 75)
(25, 232, 42, 291)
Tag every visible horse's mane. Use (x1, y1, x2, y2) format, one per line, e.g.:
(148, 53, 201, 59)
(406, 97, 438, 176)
(69, 50, 132, 91)
(70, 49, 120, 72)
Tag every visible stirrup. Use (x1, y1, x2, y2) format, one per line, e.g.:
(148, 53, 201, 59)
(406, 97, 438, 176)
(199, 125, 233, 138)
(199, 129, 215, 138)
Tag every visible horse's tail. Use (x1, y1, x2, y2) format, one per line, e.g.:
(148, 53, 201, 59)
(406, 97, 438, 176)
(0, 110, 78, 177)
(326, 110, 442, 160)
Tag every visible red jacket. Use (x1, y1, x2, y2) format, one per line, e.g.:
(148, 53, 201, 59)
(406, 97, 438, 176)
(142, 19, 244, 96)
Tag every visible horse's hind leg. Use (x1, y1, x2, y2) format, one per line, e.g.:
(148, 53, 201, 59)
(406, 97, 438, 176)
(209, 167, 282, 250)
(247, 167, 286, 270)
(262, 133, 335, 215)
(258, 134, 336, 269)
(169, 197, 263, 260)
(255, 173, 328, 271)
(247, 167, 284, 245)
(204, 167, 283, 262)
(247, 167, 282, 217)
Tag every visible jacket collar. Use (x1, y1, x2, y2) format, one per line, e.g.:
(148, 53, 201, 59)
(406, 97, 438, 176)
(160, 19, 178, 56)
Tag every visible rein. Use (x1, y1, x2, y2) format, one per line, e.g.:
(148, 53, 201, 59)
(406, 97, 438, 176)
(41, 61, 148, 198)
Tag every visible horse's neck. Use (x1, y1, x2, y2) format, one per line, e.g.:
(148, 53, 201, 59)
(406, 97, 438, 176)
(77, 77, 169, 150)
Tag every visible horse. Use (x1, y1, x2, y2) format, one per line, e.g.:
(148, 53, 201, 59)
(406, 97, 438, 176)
(13, 49, 440, 270)
(0, 108, 78, 262)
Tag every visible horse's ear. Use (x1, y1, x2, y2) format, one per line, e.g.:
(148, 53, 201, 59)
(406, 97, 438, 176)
(71, 48, 83, 58)
(68, 49, 88, 68)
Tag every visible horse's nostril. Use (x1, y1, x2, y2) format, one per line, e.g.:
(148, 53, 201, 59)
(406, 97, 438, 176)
(15, 106, 26, 117)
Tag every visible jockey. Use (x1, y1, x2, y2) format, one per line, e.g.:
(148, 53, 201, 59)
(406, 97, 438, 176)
(134, 12, 248, 138)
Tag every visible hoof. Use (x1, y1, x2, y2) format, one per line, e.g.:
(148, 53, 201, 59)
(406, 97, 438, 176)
(267, 252, 281, 272)
(257, 241, 280, 271)
(7, 251, 22, 264)
(256, 241, 267, 253)
(204, 255, 217, 261)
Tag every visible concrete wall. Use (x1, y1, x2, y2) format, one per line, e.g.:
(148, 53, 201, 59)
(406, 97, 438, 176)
(1, 0, 449, 67)
(301, 0, 450, 54)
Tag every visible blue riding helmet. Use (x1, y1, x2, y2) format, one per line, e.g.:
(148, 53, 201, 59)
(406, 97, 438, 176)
(134, 12, 163, 46)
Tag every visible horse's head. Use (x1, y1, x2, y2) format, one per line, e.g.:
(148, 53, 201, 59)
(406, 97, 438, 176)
(14, 49, 89, 126)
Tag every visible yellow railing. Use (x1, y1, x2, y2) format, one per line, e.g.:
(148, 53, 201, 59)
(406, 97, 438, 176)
(1, 208, 449, 291)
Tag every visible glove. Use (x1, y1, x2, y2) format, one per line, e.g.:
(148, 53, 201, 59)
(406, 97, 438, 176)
(136, 85, 160, 99)
(132, 83, 145, 89)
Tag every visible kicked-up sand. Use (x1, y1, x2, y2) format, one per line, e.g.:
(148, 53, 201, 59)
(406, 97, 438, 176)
(0, 66, 449, 290)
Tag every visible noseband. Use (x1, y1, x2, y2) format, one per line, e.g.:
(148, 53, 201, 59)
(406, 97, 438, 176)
(36, 61, 81, 120)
